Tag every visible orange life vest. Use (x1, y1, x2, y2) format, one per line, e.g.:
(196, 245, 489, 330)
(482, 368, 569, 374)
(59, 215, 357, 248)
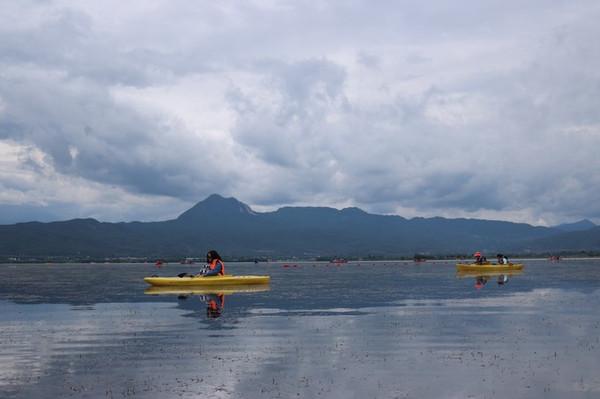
(209, 259, 225, 276)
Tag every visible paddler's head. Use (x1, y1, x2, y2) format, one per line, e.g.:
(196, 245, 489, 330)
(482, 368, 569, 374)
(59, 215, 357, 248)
(206, 249, 222, 263)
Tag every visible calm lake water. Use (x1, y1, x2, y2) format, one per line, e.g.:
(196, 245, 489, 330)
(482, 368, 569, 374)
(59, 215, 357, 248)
(1, 260, 599, 398)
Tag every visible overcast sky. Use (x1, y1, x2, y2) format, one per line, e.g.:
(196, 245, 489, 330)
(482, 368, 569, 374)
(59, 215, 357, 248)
(1, 0, 599, 226)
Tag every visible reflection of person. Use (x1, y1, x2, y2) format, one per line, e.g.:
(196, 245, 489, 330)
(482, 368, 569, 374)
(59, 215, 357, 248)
(474, 276, 488, 290)
(205, 293, 225, 318)
(473, 251, 487, 264)
(497, 274, 509, 285)
(176, 292, 225, 318)
(201, 250, 226, 276)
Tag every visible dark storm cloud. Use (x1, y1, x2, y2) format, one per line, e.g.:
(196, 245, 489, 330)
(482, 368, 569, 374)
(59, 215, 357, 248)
(0, 69, 233, 198)
(0, 8, 160, 87)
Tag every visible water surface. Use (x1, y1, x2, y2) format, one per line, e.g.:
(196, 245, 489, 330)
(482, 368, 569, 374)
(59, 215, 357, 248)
(1, 260, 599, 398)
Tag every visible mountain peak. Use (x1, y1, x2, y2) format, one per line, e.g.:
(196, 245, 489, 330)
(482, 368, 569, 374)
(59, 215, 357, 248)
(177, 194, 256, 221)
(340, 207, 368, 215)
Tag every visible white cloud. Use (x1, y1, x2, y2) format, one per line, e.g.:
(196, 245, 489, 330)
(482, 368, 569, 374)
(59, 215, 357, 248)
(1, 0, 600, 225)
(424, 92, 495, 127)
(0, 141, 189, 222)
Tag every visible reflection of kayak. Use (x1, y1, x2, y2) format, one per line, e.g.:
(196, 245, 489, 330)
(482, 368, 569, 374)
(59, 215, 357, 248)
(144, 275, 270, 287)
(456, 270, 523, 279)
(144, 284, 271, 295)
(456, 263, 524, 272)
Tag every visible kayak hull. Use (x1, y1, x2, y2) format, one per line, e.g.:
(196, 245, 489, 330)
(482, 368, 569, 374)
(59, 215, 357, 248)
(456, 263, 524, 272)
(144, 275, 270, 287)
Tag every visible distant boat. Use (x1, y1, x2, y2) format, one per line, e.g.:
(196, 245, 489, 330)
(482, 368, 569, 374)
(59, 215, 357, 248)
(330, 258, 348, 264)
(179, 258, 195, 264)
(155, 260, 165, 267)
(413, 253, 429, 262)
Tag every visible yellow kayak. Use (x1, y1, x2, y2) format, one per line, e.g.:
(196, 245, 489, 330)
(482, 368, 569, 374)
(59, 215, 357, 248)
(144, 284, 270, 295)
(456, 263, 524, 272)
(144, 275, 270, 287)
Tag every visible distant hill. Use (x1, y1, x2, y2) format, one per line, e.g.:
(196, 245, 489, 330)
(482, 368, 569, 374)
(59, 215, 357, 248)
(520, 226, 600, 253)
(0, 194, 598, 259)
(553, 219, 597, 232)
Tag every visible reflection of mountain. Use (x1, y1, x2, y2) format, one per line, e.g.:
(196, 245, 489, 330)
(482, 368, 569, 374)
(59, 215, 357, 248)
(1, 194, 599, 257)
(6, 285, 599, 399)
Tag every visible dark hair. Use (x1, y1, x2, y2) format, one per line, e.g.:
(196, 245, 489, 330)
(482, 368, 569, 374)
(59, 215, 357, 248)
(206, 250, 222, 263)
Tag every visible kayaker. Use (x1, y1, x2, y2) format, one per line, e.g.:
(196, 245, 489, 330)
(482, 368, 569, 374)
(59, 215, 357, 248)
(201, 250, 226, 276)
(473, 251, 486, 265)
(496, 253, 509, 265)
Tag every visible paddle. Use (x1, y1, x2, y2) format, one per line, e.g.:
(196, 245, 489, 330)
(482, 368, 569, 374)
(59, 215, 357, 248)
(176, 264, 210, 278)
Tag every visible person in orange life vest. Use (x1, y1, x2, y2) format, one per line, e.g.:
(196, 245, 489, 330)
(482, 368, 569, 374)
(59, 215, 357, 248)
(202, 250, 225, 276)
(473, 251, 486, 265)
(206, 293, 225, 318)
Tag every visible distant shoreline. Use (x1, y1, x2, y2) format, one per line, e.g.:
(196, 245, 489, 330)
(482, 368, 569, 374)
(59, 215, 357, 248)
(2, 256, 600, 265)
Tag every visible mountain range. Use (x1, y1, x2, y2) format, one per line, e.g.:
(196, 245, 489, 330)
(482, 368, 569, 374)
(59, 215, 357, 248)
(1, 194, 599, 259)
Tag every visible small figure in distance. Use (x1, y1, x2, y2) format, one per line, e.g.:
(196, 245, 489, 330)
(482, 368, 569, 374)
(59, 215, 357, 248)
(496, 253, 509, 265)
(473, 251, 487, 265)
(200, 250, 226, 277)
